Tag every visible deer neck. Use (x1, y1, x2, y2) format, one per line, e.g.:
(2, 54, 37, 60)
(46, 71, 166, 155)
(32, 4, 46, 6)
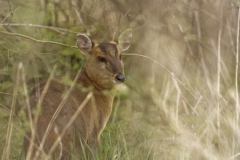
(78, 68, 116, 97)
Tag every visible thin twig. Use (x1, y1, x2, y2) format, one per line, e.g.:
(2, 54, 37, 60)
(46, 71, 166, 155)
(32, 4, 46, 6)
(180, 0, 239, 40)
(122, 53, 199, 99)
(0, 104, 22, 126)
(71, 0, 89, 34)
(1, 7, 20, 24)
(112, 15, 121, 41)
(194, 11, 213, 95)
(0, 31, 78, 49)
(0, 23, 85, 34)
(4, 0, 13, 28)
(0, 35, 21, 51)
(0, 91, 20, 95)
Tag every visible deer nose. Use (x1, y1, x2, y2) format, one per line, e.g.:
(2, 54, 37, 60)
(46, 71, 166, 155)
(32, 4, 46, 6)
(115, 73, 125, 83)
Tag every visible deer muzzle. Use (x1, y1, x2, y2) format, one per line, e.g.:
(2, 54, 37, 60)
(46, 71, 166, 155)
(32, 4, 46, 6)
(115, 73, 125, 83)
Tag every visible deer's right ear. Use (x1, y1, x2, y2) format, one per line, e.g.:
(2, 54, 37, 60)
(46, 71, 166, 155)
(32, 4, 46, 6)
(77, 34, 93, 54)
(118, 29, 132, 52)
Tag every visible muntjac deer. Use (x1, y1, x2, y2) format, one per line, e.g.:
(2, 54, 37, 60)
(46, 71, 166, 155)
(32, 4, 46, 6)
(24, 29, 132, 160)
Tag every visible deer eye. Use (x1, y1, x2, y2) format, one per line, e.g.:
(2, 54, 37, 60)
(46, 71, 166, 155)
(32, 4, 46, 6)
(98, 56, 107, 63)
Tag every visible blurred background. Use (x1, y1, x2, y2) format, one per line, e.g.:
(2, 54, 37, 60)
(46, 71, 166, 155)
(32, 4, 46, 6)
(0, 0, 240, 159)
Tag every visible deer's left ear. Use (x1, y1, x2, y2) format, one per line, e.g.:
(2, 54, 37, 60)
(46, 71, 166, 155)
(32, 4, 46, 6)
(118, 29, 132, 52)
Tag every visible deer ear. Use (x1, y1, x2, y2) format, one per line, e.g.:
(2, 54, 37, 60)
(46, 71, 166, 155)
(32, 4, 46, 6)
(77, 34, 92, 54)
(118, 29, 132, 52)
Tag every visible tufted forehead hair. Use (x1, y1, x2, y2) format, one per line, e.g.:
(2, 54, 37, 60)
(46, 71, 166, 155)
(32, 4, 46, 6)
(97, 42, 120, 57)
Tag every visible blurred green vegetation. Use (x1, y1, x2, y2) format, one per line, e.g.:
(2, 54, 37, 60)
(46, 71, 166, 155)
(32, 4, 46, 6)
(1, 0, 240, 159)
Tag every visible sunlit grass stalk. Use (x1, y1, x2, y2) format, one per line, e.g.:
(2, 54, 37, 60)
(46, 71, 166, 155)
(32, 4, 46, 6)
(118, 124, 130, 160)
(172, 73, 181, 127)
(111, 96, 120, 123)
(194, 11, 212, 94)
(80, 137, 87, 160)
(25, 65, 57, 160)
(1, 62, 22, 160)
(33, 67, 83, 159)
(216, 0, 224, 138)
(71, 0, 88, 34)
(123, 53, 198, 99)
(230, 7, 240, 159)
(48, 92, 93, 156)
(235, 6, 240, 135)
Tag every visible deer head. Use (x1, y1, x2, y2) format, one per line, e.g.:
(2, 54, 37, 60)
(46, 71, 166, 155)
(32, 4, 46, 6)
(76, 29, 132, 90)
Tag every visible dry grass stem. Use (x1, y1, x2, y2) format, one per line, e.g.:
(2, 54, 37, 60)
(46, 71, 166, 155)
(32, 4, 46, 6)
(1, 62, 22, 160)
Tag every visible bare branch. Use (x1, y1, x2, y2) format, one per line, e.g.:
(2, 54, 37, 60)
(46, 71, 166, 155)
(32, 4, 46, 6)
(71, 0, 89, 34)
(1, 7, 20, 24)
(122, 53, 199, 100)
(0, 23, 86, 34)
(0, 31, 78, 49)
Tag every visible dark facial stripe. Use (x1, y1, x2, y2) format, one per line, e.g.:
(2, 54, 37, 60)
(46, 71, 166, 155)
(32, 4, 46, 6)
(109, 58, 123, 74)
(115, 49, 118, 59)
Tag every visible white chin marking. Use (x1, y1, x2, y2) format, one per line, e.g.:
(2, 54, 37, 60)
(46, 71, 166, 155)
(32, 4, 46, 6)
(113, 79, 122, 84)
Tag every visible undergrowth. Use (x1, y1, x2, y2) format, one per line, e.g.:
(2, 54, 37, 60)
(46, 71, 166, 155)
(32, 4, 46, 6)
(1, 0, 240, 160)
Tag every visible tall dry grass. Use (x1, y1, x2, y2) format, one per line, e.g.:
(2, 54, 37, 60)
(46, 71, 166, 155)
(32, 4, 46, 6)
(1, 0, 240, 160)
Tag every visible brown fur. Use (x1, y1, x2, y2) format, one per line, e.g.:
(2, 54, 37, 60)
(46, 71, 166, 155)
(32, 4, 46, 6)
(24, 30, 132, 160)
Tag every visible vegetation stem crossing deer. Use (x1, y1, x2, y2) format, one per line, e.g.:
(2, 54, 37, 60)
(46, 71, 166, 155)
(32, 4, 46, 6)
(24, 29, 132, 159)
